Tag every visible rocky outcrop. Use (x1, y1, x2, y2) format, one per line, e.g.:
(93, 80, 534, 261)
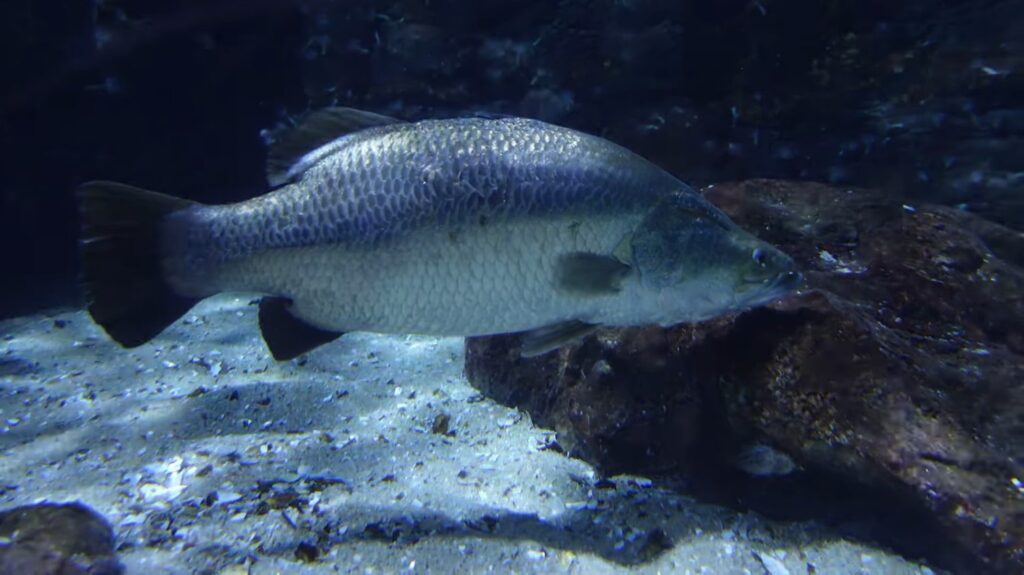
(466, 179, 1024, 573)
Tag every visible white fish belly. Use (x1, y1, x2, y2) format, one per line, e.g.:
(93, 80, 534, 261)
(210, 214, 643, 336)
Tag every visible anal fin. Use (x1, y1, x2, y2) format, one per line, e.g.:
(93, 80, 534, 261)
(519, 320, 598, 358)
(258, 297, 343, 361)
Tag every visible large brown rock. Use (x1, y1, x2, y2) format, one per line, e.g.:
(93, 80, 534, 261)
(0, 502, 123, 575)
(465, 179, 1024, 573)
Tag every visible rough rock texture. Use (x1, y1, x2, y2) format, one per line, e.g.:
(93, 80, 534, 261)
(0, 501, 123, 575)
(465, 179, 1024, 573)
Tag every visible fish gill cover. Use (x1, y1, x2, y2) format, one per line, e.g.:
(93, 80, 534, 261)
(0, 0, 1021, 573)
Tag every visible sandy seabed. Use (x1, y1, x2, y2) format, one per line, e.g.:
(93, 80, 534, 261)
(0, 295, 937, 574)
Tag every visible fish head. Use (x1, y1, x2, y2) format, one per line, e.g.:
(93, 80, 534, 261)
(629, 192, 801, 323)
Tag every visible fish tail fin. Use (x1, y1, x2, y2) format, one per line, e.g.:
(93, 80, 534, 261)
(76, 181, 203, 347)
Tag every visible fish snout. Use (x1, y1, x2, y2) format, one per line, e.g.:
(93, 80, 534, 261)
(772, 270, 803, 291)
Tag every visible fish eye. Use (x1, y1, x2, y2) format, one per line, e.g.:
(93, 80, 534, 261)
(752, 248, 767, 266)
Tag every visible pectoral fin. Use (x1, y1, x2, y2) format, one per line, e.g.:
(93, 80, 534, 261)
(519, 320, 598, 357)
(555, 252, 632, 297)
(258, 297, 344, 361)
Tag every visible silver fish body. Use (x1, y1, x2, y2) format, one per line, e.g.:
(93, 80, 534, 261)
(79, 111, 800, 357)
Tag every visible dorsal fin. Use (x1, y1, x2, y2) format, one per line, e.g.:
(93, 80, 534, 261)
(267, 107, 405, 187)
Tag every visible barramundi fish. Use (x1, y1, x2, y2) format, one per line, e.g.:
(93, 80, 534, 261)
(77, 108, 801, 360)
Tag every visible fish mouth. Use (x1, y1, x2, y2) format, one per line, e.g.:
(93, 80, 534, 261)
(734, 269, 803, 308)
(771, 270, 803, 291)
(739, 269, 802, 291)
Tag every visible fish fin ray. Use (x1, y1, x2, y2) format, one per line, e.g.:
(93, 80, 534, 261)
(519, 320, 598, 357)
(76, 181, 201, 347)
(555, 252, 632, 296)
(258, 297, 344, 360)
(267, 107, 406, 186)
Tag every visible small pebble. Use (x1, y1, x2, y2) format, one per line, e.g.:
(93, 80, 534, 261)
(524, 548, 547, 561)
(295, 541, 319, 562)
(753, 551, 791, 575)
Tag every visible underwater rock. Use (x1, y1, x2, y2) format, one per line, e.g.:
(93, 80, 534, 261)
(465, 179, 1024, 573)
(0, 501, 123, 575)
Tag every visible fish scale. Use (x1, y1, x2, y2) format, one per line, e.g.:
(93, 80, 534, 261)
(167, 117, 677, 300)
(78, 109, 800, 359)
(215, 212, 639, 336)
(178, 118, 670, 260)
